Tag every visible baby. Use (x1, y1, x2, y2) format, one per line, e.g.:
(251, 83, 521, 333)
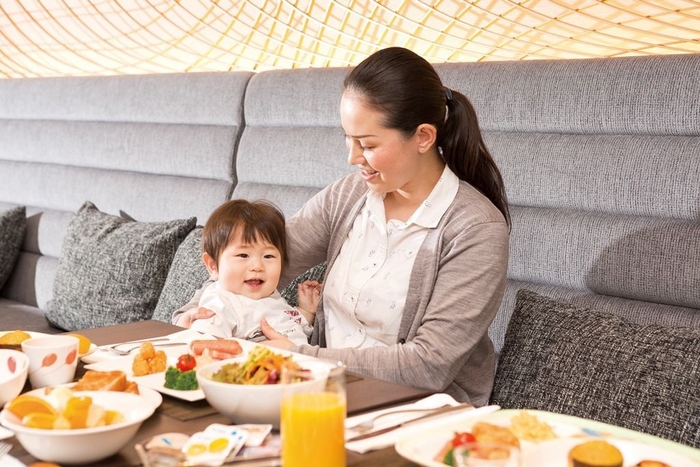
(190, 199, 320, 345)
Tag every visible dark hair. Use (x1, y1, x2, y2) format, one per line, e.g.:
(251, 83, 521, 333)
(202, 199, 288, 267)
(344, 47, 510, 226)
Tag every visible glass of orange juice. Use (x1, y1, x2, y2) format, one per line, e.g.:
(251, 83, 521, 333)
(280, 361, 346, 467)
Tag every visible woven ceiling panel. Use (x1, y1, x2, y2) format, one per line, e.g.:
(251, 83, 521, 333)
(1, 0, 699, 78)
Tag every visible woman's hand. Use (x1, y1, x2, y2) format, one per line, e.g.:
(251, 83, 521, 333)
(174, 306, 215, 328)
(260, 318, 294, 350)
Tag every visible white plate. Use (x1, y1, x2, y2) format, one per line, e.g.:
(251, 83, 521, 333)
(527, 437, 700, 467)
(84, 337, 265, 402)
(84, 344, 208, 402)
(395, 409, 700, 467)
(22, 382, 163, 410)
(0, 331, 97, 357)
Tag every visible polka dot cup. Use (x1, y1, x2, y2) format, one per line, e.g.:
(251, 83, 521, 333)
(21, 335, 79, 389)
(0, 349, 29, 406)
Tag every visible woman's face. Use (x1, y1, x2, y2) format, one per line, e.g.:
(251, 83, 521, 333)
(340, 90, 424, 195)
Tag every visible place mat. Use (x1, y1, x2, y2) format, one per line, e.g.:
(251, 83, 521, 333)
(158, 395, 218, 421)
(346, 373, 363, 384)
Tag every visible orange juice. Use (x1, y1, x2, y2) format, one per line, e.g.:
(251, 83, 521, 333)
(281, 392, 346, 467)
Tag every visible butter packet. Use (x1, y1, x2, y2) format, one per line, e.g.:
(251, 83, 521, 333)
(234, 424, 273, 447)
(182, 424, 248, 466)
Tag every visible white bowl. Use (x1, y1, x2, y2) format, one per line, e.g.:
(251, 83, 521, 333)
(196, 355, 330, 428)
(0, 349, 29, 406)
(0, 390, 156, 464)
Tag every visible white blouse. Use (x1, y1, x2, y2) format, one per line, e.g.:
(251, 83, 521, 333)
(323, 165, 459, 348)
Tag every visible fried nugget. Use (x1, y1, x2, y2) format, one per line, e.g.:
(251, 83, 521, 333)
(139, 342, 156, 359)
(149, 350, 167, 373)
(472, 421, 521, 448)
(132, 353, 152, 376)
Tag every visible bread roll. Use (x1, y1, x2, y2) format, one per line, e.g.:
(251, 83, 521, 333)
(568, 440, 623, 467)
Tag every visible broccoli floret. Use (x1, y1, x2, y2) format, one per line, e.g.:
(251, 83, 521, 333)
(164, 366, 199, 390)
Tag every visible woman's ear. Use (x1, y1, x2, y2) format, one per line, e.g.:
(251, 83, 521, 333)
(202, 252, 219, 279)
(415, 123, 437, 152)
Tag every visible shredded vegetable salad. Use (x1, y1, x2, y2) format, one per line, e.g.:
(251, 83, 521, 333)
(210, 346, 304, 385)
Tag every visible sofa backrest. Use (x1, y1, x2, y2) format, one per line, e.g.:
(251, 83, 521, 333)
(0, 71, 252, 309)
(233, 67, 353, 217)
(2, 54, 698, 350)
(435, 54, 700, 353)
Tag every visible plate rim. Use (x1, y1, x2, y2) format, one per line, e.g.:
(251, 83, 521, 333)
(394, 409, 700, 467)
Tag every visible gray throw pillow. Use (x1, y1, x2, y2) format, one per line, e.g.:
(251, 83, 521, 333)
(0, 206, 26, 290)
(490, 289, 700, 448)
(151, 227, 209, 323)
(45, 201, 196, 330)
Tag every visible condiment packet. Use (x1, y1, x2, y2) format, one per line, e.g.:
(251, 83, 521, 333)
(182, 424, 248, 466)
(234, 424, 273, 446)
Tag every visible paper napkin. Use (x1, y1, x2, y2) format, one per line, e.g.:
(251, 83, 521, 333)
(345, 394, 500, 454)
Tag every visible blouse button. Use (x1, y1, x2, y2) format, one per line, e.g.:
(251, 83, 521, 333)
(398, 338, 406, 344)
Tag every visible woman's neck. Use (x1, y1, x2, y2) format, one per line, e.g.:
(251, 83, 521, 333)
(384, 160, 445, 222)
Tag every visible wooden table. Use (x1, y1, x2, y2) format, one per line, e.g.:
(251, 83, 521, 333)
(7, 321, 429, 466)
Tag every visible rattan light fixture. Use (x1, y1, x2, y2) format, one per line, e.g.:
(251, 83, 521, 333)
(1, 0, 699, 78)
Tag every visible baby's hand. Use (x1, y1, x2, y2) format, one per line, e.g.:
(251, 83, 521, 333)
(297, 280, 321, 323)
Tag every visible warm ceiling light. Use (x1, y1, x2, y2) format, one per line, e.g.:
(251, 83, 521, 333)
(1, 0, 699, 78)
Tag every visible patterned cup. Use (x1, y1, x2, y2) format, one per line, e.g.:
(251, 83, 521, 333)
(21, 335, 79, 388)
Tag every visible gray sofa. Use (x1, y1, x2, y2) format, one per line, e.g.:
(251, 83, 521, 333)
(1, 52, 699, 445)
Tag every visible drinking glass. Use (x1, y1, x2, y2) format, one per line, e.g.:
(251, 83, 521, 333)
(452, 441, 521, 467)
(280, 361, 346, 467)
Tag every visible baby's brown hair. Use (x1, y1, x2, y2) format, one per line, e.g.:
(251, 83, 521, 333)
(202, 199, 287, 267)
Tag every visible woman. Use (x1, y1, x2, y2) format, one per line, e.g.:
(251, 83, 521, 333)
(175, 47, 509, 406)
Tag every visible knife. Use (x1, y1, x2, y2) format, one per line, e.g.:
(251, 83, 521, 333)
(346, 403, 474, 442)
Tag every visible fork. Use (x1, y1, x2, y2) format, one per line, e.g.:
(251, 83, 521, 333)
(346, 404, 451, 434)
(107, 339, 187, 356)
(0, 441, 11, 460)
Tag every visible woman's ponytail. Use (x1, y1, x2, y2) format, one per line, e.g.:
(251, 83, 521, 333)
(440, 90, 510, 227)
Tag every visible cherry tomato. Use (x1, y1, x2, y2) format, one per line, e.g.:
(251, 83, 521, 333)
(176, 354, 196, 372)
(451, 432, 476, 447)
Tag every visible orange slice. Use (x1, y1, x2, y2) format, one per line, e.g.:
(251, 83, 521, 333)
(63, 396, 92, 429)
(22, 412, 57, 429)
(104, 410, 123, 426)
(67, 333, 92, 354)
(6, 395, 57, 419)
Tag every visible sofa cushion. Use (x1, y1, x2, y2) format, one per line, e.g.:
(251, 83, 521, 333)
(151, 227, 209, 323)
(490, 289, 700, 448)
(0, 206, 26, 291)
(45, 201, 196, 330)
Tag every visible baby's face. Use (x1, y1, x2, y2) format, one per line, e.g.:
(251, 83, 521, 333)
(214, 236, 282, 300)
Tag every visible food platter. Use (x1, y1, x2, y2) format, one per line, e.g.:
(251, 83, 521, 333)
(394, 409, 700, 467)
(84, 344, 212, 402)
(0, 330, 97, 357)
(84, 335, 272, 402)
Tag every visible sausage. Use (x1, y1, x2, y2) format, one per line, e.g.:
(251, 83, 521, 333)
(190, 339, 243, 357)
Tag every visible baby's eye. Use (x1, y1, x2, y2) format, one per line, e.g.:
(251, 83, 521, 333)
(236, 253, 249, 258)
(264, 254, 277, 259)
